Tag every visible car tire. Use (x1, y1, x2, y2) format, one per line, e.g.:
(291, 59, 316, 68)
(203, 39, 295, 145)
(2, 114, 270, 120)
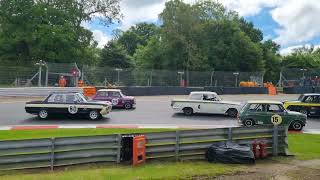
(38, 109, 48, 119)
(300, 108, 308, 116)
(88, 110, 101, 120)
(124, 103, 132, 109)
(244, 119, 254, 127)
(290, 121, 303, 131)
(227, 109, 238, 118)
(183, 107, 193, 116)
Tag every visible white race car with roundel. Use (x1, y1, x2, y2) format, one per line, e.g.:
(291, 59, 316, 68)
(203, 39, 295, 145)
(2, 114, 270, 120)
(25, 92, 112, 120)
(171, 91, 241, 117)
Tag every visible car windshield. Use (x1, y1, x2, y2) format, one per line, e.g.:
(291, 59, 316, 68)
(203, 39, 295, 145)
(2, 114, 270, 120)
(298, 95, 305, 101)
(77, 93, 88, 103)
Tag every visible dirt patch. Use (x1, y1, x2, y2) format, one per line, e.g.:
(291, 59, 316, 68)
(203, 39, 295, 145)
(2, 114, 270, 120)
(214, 159, 320, 180)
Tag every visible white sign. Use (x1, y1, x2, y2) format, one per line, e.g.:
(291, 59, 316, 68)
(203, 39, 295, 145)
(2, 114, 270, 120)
(68, 105, 78, 114)
(111, 99, 119, 105)
(271, 114, 282, 125)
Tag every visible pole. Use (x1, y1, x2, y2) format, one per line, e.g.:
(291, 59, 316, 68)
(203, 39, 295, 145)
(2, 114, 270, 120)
(210, 70, 214, 87)
(235, 75, 237, 87)
(150, 70, 153, 86)
(117, 70, 120, 84)
(38, 65, 42, 87)
(45, 66, 48, 87)
(272, 125, 278, 156)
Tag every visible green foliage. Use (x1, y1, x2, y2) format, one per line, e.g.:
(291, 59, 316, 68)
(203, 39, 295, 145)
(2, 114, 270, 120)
(0, 0, 121, 65)
(100, 41, 133, 68)
(118, 23, 159, 56)
(262, 40, 281, 82)
(282, 46, 320, 69)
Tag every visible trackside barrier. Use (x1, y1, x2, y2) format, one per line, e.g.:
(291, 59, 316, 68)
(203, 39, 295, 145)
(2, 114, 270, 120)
(82, 86, 96, 97)
(0, 125, 288, 170)
(0, 87, 82, 97)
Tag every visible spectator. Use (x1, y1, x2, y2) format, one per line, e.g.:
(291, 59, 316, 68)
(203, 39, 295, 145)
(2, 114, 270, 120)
(59, 75, 67, 87)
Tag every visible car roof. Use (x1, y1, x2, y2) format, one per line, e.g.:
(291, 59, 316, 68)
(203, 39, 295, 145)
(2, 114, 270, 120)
(190, 91, 217, 95)
(98, 89, 121, 91)
(50, 92, 80, 94)
(247, 100, 283, 105)
(303, 93, 320, 96)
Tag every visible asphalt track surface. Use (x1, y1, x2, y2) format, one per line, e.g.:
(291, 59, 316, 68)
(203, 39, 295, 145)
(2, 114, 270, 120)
(0, 94, 320, 131)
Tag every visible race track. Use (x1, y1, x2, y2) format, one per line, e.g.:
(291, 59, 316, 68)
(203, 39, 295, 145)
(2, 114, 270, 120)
(0, 94, 320, 131)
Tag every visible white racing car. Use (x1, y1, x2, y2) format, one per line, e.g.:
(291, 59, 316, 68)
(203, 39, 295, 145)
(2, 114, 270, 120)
(171, 91, 241, 117)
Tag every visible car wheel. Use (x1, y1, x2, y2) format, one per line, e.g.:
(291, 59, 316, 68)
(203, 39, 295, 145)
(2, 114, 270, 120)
(290, 121, 303, 131)
(227, 109, 238, 118)
(300, 108, 308, 116)
(89, 110, 100, 120)
(183, 108, 193, 116)
(38, 109, 48, 119)
(124, 103, 132, 109)
(244, 119, 254, 127)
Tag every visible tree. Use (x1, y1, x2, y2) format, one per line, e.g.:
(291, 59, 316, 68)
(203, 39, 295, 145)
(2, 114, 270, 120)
(100, 41, 133, 68)
(262, 40, 281, 83)
(118, 23, 158, 56)
(0, 0, 121, 65)
(281, 45, 320, 68)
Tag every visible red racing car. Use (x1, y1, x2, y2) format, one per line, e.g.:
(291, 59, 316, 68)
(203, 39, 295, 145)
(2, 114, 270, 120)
(92, 89, 136, 109)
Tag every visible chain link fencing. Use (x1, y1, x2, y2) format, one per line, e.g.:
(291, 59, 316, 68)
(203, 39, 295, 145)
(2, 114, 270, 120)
(0, 63, 264, 87)
(280, 68, 320, 87)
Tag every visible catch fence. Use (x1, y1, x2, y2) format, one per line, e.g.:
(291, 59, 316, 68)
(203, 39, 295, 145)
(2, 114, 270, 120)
(0, 63, 264, 87)
(0, 125, 288, 170)
(280, 68, 320, 87)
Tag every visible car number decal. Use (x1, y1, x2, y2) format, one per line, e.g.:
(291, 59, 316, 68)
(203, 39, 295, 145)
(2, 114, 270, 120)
(68, 105, 78, 114)
(111, 99, 119, 105)
(271, 114, 282, 125)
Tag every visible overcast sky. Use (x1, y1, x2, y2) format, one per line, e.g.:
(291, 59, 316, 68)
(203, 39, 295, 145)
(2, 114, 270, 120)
(86, 0, 320, 55)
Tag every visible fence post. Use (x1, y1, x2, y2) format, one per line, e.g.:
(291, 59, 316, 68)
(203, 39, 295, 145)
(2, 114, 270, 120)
(272, 125, 278, 156)
(228, 128, 233, 142)
(175, 131, 180, 161)
(116, 134, 122, 163)
(50, 138, 55, 171)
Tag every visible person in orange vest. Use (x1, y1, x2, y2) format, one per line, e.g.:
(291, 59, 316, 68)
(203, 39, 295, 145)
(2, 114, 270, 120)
(59, 75, 67, 87)
(78, 79, 84, 87)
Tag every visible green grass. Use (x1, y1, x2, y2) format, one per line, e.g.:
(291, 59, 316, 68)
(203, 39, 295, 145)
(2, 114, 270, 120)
(0, 162, 241, 180)
(0, 128, 175, 140)
(288, 133, 320, 160)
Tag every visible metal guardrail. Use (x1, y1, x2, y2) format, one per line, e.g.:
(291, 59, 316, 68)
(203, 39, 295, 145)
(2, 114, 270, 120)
(144, 126, 288, 161)
(0, 134, 121, 170)
(0, 126, 288, 170)
(0, 87, 82, 97)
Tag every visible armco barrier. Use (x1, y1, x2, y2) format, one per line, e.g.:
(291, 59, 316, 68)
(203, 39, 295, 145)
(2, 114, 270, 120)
(96, 86, 204, 96)
(0, 87, 82, 97)
(203, 87, 268, 95)
(0, 125, 288, 170)
(283, 87, 319, 94)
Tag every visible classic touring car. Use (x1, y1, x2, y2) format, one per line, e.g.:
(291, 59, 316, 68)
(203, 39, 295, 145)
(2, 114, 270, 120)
(25, 92, 112, 120)
(92, 89, 136, 109)
(171, 91, 241, 117)
(239, 101, 307, 130)
(283, 93, 320, 116)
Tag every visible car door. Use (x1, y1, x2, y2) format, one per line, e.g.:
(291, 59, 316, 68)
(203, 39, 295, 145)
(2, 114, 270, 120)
(264, 104, 287, 125)
(246, 104, 270, 124)
(200, 93, 219, 114)
(304, 95, 320, 115)
(45, 94, 68, 114)
(109, 91, 122, 106)
(65, 94, 79, 115)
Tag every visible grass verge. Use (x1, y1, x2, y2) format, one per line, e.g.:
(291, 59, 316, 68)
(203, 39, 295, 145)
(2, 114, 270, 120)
(288, 133, 320, 160)
(0, 162, 242, 180)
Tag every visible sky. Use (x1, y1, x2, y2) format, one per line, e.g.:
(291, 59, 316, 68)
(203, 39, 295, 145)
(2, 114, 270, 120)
(85, 0, 320, 55)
